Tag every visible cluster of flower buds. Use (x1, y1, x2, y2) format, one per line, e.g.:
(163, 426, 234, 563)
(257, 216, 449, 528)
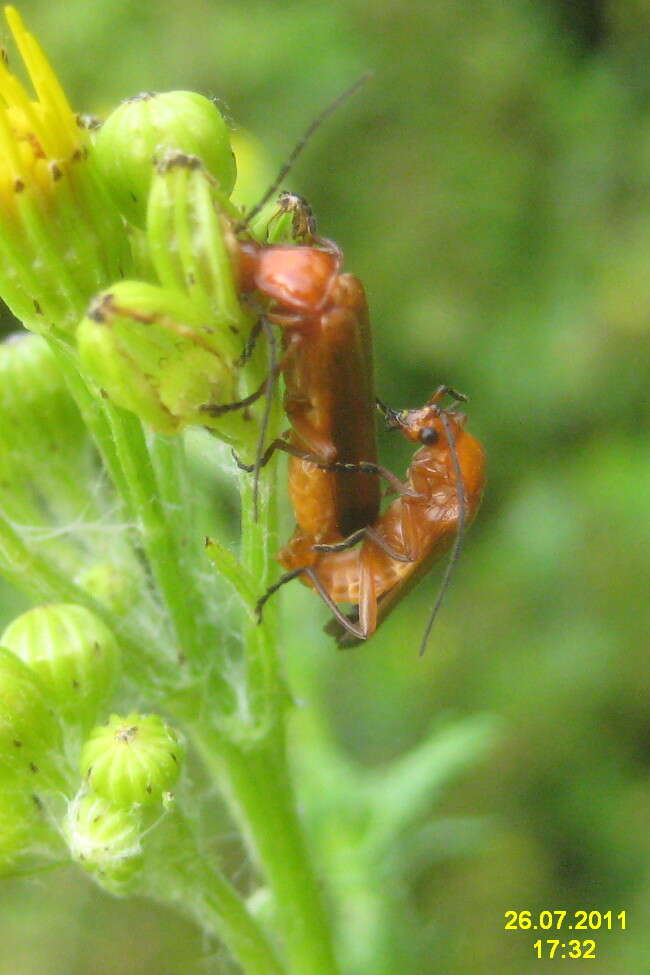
(0, 4, 266, 892)
(67, 711, 184, 894)
(77, 91, 259, 441)
(0, 602, 183, 891)
(0, 6, 271, 448)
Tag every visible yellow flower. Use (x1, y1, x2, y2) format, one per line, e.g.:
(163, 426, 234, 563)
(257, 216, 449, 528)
(0, 6, 130, 335)
(0, 7, 82, 206)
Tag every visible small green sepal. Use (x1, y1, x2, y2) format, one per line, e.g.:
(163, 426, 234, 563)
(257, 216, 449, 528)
(147, 150, 243, 358)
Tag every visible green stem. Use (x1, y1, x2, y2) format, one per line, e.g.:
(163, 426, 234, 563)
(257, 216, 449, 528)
(188, 865, 285, 975)
(193, 727, 340, 975)
(188, 412, 340, 973)
(148, 433, 213, 657)
(144, 810, 285, 975)
(102, 405, 203, 660)
(238, 429, 282, 731)
(47, 340, 210, 667)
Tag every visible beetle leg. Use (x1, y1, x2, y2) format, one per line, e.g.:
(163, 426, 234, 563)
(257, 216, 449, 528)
(235, 439, 418, 500)
(269, 445, 419, 498)
(201, 319, 282, 417)
(325, 460, 418, 498)
(200, 376, 269, 416)
(255, 566, 307, 621)
(428, 384, 467, 406)
(256, 564, 368, 640)
(312, 525, 413, 563)
(232, 436, 292, 473)
(232, 438, 327, 473)
(303, 566, 368, 640)
(356, 546, 378, 639)
(236, 319, 262, 367)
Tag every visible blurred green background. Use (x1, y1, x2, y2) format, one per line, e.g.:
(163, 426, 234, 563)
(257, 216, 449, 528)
(1, 0, 650, 971)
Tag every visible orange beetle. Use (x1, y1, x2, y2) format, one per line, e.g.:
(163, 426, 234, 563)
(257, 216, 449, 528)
(258, 387, 486, 653)
(230, 224, 381, 540)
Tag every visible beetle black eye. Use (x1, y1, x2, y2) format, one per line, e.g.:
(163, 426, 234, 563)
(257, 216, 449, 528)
(420, 427, 438, 445)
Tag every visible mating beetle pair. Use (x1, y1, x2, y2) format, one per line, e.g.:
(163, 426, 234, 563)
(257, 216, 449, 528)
(209, 188, 485, 655)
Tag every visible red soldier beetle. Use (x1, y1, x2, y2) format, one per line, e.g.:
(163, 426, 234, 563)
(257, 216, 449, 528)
(204, 190, 384, 539)
(256, 386, 486, 655)
(203, 77, 378, 530)
(232, 225, 381, 539)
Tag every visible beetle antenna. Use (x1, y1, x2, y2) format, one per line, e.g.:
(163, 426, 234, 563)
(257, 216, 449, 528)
(418, 410, 467, 656)
(243, 73, 372, 229)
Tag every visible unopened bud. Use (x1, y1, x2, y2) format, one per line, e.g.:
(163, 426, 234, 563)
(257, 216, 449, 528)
(77, 281, 236, 434)
(94, 91, 236, 228)
(147, 151, 243, 359)
(1, 604, 120, 733)
(0, 646, 65, 790)
(80, 713, 184, 806)
(0, 333, 89, 519)
(75, 561, 143, 616)
(64, 792, 143, 895)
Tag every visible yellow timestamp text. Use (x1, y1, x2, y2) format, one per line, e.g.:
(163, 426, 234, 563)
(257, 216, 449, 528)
(504, 909, 626, 932)
(533, 939, 596, 960)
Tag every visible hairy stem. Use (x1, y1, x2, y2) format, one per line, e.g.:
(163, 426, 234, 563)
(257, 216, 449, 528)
(143, 809, 285, 975)
(192, 726, 340, 975)
(102, 405, 204, 661)
(188, 420, 339, 973)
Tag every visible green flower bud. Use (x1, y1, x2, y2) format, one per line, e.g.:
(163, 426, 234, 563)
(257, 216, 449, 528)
(80, 713, 184, 806)
(0, 787, 49, 871)
(0, 646, 65, 790)
(94, 91, 236, 228)
(75, 561, 142, 616)
(77, 280, 237, 434)
(1, 604, 120, 732)
(0, 334, 82, 448)
(0, 8, 131, 335)
(147, 151, 243, 360)
(64, 792, 143, 895)
(0, 333, 91, 520)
